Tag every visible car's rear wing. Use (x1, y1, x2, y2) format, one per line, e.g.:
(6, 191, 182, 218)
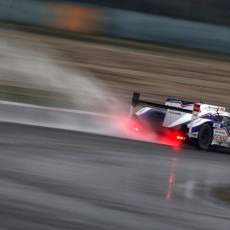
(131, 92, 193, 115)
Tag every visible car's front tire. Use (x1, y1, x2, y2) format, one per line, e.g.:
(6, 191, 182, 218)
(197, 123, 213, 150)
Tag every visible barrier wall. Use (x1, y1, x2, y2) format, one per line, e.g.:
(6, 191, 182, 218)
(0, 0, 103, 33)
(104, 9, 230, 54)
(51, 4, 103, 33)
(0, 0, 50, 26)
(0, 0, 230, 54)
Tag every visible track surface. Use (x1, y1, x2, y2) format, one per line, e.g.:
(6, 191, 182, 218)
(0, 122, 230, 230)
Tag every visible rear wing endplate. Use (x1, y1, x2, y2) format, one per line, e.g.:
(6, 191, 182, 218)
(131, 92, 193, 115)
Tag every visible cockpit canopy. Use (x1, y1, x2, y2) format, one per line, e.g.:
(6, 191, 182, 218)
(219, 116, 230, 128)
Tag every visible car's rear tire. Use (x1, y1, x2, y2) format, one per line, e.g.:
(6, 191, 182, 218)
(197, 123, 213, 150)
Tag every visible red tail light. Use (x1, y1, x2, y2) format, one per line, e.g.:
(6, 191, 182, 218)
(160, 129, 186, 148)
(176, 135, 186, 141)
(126, 118, 142, 135)
(132, 127, 139, 132)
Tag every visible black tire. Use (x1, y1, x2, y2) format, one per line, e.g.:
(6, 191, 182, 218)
(197, 123, 213, 150)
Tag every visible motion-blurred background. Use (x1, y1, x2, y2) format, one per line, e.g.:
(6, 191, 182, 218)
(0, 0, 230, 112)
(1, 2, 230, 230)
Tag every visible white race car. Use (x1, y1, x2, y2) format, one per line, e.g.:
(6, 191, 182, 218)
(130, 92, 230, 150)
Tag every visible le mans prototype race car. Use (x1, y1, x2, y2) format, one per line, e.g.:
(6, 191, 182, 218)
(129, 92, 230, 150)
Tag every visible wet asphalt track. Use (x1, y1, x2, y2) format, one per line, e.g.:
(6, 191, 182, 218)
(0, 122, 230, 230)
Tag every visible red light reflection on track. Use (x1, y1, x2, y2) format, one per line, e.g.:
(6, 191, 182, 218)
(172, 145, 182, 150)
(166, 157, 178, 200)
(118, 116, 182, 200)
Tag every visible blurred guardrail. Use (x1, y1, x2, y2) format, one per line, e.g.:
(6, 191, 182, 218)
(0, 0, 230, 54)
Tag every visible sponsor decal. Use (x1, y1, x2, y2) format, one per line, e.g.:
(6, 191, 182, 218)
(168, 111, 181, 115)
(213, 128, 228, 142)
(213, 134, 228, 142)
(213, 123, 221, 128)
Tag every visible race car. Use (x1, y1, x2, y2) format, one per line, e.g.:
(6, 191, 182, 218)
(129, 92, 230, 150)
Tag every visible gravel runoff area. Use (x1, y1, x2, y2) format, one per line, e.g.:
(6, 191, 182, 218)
(0, 24, 230, 111)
